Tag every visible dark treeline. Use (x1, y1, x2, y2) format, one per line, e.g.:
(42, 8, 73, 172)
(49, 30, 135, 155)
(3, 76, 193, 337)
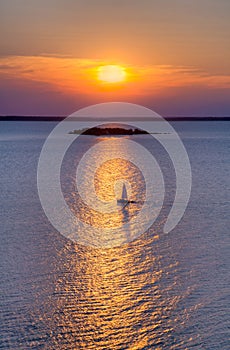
(70, 127, 148, 136)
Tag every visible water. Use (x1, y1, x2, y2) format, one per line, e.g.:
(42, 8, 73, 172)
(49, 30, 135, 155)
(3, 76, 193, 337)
(0, 121, 229, 349)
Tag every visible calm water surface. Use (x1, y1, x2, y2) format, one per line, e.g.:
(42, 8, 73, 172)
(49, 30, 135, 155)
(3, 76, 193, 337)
(0, 121, 229, 349)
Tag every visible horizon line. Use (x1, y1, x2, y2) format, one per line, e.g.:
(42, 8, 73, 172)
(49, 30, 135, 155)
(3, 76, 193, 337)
(0, 115, 230, 122)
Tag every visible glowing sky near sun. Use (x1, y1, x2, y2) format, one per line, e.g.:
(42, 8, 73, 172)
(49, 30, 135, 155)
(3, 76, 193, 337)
(0, 0, 230, 116)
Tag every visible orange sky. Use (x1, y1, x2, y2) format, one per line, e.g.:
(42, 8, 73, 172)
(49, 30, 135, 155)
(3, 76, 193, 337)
(1, 55, 229, 96)
(0, 0, 230, 116)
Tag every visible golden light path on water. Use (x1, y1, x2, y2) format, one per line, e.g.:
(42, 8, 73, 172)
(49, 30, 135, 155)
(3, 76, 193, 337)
(28, 135, 197, 349)
(75, 141, 145, 231)
(67, 135, 164, 247)
(35, 234, 193, 350)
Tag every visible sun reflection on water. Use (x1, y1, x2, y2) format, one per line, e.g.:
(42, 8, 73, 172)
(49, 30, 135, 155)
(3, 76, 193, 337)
(67, 137, 146, 234)
(31, 135, 192, 349)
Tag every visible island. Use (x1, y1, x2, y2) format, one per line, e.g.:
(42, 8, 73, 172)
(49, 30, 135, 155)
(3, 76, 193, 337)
(68, 127, 162, 136)
(69, 127, 149, 136)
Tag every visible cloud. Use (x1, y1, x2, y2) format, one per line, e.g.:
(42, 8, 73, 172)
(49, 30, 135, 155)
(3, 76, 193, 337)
(0, 55, 230, 116)
(0, 55, 230, 97)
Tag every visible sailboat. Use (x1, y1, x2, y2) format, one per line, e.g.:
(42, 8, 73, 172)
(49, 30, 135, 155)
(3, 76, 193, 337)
(117, 183, 128, 205)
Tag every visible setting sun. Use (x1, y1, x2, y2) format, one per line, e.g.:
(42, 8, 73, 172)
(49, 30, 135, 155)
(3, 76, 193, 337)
(97, 65, 127, 83)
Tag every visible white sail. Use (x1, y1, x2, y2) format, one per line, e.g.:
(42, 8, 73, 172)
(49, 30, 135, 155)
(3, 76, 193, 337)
(121, 183, 128, 200)
(117, 183, 128, 205)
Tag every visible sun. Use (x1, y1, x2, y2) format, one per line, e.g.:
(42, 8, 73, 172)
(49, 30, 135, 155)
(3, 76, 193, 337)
(97, 65, 127, 83)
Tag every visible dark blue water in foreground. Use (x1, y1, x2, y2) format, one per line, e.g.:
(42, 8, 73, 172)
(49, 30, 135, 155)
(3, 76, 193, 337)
(0, 121, 229, 349)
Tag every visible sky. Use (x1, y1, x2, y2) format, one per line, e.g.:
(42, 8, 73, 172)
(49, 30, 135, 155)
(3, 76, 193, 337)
(0, 0, 230, 116)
